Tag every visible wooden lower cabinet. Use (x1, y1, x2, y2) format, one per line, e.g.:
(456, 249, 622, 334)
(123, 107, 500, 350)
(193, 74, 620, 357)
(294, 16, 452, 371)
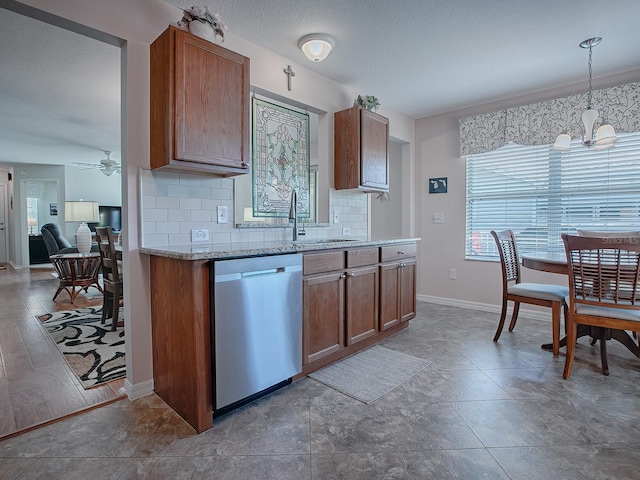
(379, 243, 417, 331)
(302, 250, 380, 366)
(303, 271, 345, 364)
(346, 265, 379, 345)
(399, 259, 417, 322)
(302, 244, 415, 371)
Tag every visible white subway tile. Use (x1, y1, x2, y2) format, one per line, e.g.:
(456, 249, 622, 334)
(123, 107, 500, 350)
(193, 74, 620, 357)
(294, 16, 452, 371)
(167, 184, 191, 197)
(179, 197, 202, 210)
(155, 196, 181, 209)
(155, 171, 181, 185)
(144, 209, 168, 222)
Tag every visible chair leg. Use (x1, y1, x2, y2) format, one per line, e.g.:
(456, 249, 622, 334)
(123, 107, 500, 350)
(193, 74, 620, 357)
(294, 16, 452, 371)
(494, 298, 508, 342)
(102, 291, 110, 325)
(563, 318, 577, 379)
(599, 329, 609, 376)
(551, 302, 560, 357)
(52, 287, 63, 301)
(111, 290, 120, 331)
(508, 302, 520, 331)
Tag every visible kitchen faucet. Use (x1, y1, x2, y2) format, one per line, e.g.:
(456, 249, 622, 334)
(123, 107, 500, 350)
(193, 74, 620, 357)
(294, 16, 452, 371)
(289, 189, 298, 242)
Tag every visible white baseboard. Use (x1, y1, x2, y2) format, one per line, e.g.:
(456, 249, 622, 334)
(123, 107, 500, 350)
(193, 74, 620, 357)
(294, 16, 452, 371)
(123, 378, 155, 400)
(417, 294, 550, 322)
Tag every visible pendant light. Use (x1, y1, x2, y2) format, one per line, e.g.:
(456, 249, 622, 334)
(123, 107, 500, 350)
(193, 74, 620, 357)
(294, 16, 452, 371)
(552, 37, 618, 152)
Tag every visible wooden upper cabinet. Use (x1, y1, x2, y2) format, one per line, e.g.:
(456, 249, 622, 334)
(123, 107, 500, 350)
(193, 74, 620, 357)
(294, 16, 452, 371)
(150, 26, 250, 176)
(334, 105, 389, 192)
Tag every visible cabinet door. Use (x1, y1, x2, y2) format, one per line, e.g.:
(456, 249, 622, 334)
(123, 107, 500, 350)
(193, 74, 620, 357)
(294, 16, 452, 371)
(346, 265, 379, 345)
(175, 30, 249, 169)
(303, 272, 345, 364)
(379, 262, 400, 331)
(360, 109, 389, 190)
(399, 259, 417, 322)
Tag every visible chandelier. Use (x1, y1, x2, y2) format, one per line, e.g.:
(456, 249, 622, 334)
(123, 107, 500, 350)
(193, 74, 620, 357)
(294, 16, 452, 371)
(552, 37, 618, 152)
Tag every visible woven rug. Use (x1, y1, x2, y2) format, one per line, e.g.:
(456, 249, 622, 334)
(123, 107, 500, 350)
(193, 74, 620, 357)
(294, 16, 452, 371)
(308, 345, 430, 403)
(37, 307, 125, 389)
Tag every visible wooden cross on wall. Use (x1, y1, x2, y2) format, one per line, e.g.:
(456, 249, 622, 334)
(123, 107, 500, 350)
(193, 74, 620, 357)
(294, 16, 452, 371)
(283, 65, 295, 91)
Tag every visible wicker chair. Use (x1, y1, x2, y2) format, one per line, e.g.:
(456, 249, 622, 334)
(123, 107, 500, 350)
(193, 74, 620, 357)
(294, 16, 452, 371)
(491, 230, 569, 356)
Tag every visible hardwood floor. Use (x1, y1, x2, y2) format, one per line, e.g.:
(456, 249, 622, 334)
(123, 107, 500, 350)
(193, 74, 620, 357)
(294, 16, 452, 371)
(0, 263, 125, 440)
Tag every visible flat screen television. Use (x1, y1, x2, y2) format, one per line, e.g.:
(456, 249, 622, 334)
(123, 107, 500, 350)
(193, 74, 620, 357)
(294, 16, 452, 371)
(88, 205, 122, 233)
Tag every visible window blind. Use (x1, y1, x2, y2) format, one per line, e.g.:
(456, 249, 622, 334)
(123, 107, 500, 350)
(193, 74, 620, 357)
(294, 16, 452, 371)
(465, 133, 640, 259)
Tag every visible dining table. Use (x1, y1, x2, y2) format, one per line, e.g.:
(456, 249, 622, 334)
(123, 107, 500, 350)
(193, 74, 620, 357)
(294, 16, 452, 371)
(521, 251, 640, 357)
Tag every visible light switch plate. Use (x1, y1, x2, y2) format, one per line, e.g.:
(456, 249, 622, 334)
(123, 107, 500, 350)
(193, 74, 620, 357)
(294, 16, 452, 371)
(333, 210, 340, 224)
(217, 205, 228, 224)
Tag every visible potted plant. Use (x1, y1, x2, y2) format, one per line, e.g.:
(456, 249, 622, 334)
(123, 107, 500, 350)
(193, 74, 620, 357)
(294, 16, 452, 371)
(177, 6, 227, 42)
(353, 95, 380, 112)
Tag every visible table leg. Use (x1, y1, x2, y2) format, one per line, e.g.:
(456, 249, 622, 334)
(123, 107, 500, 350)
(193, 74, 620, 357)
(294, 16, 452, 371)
(542, 327, 640, 357)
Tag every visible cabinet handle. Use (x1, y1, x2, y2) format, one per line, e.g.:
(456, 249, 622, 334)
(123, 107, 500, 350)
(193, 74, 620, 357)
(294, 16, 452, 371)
(340, 274, 347, 279)
(398, 251, 405, 255)
(348, 272, 355, 277)
(400, 263, 405, 268)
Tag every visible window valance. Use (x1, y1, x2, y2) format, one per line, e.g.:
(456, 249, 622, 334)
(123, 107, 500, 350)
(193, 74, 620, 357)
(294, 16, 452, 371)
(459, 81, 640, 156)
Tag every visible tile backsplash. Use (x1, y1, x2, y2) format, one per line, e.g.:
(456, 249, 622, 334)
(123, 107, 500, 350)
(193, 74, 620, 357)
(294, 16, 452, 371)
(139, 168, 368, 247)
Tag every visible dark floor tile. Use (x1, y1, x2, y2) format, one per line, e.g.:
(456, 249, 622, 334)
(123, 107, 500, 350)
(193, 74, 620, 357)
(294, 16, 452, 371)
(490, 444, 640, 480)
(384, 402, 484, 451)
(312, 452, 409, 479)
(116, 456, 218, 480)
(17, 456, 127, 480)
(0, 457, 36, 479)
(310, 403, 398, 453)
(403, 449, 510, 480)
(222, 403, 309, 455)
(213, 455, 310, 480)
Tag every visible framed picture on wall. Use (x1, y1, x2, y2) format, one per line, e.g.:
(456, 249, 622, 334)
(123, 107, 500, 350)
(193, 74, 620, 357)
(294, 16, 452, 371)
(428, 177, 447, 194)
(50, 203, 58, 215)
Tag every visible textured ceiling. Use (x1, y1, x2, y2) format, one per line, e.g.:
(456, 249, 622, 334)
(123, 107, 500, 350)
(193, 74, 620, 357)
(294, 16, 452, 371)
(165, 0, 640, 118)
(0, 7, 120, 167)
(1, 1, 640, 167)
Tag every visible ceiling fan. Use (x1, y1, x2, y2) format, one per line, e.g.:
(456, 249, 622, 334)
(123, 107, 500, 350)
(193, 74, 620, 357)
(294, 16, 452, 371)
(73, 150, 121, 176)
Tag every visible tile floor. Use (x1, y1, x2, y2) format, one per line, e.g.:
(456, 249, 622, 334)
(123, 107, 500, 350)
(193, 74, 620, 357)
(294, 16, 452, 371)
(2, 302, 640, 479)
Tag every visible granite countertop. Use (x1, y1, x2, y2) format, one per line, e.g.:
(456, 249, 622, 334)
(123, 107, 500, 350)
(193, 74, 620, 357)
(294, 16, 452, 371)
(140, 237, 420, 261)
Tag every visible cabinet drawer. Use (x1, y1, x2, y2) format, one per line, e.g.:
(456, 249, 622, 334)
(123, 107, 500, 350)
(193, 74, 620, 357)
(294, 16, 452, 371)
(381, 243, 416, 262)
(303, 251, 345, 275)
(346, 248, 379, 268)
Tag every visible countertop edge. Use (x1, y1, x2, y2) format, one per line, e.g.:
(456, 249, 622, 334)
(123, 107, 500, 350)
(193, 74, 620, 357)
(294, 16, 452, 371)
(140, 238, 421, 261)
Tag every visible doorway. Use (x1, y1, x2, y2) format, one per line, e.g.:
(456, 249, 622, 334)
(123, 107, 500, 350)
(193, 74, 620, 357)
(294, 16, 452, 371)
(0, 183, 7, 265)
(0, 4, 125, 438)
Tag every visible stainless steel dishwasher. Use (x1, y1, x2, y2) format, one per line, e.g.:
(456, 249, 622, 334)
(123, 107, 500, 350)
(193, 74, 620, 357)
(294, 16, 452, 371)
(213, 254, 302, 413)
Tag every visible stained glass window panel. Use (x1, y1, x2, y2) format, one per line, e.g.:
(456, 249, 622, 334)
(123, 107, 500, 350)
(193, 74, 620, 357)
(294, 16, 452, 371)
(252, 97, 310, 218)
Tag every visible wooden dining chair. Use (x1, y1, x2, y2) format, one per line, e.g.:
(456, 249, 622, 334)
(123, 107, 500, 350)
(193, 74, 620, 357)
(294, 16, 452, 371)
(95, 226, 123, 331)
(562, 234, 640, 378)
(491, 230, 569, 356)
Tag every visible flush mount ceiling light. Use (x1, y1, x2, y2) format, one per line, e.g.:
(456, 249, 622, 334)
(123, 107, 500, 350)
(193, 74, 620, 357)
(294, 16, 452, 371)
(298, 34, 335, 62)
(553, 37, 618, 152)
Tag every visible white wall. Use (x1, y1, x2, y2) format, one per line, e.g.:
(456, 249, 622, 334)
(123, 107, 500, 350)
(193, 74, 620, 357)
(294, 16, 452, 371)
(414, 70, 640, 311)
(64, 165, 122, 238)
(371, 141, 403, 238)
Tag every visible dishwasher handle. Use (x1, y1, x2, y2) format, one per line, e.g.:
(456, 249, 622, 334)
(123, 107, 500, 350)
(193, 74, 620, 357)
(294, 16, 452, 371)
(241, 267, 285, 278)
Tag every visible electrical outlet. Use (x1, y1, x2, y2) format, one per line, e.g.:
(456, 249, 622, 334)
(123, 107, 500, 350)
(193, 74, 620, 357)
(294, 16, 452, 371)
(191, 229, 209, 242)
(433, 213, 444, 224)
(342, 227, 351, 236)
(217, 205, 228, 224)
(449, 268, 457, 280)
(333, 210, 340, 224)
